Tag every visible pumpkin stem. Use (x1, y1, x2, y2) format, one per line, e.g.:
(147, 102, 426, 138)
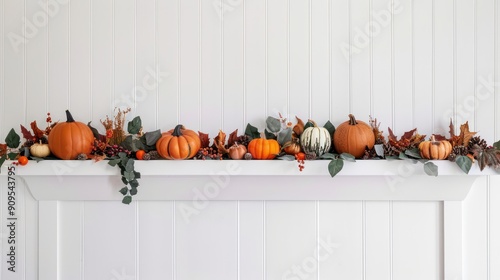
(308, 119, 318, 127)
(65, 110, 75, 123)
(172, 124, 184, 137)
(430, 135, 436, 142)
(348, 114, 358, 125)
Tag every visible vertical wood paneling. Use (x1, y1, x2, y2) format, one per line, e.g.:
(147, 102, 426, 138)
(490, 177, 500, 280)
(350, 0, 371, 118)
(329, 0, 350, 124)
(310, 0, 330, 123)
(113, 0, 135, 113)
(244, 0, 266, 129)
(135, 0, 157, 131)
(433, 0, 454, 135)
(288, 0, 310, 120)
(24, 185, 39, 280)
(267, 0, 288, 117)
(0, 0, 4, 140)
(464, 178, 488, 279)
(47, 0, 69, 115)
(239, 201, 264, 280)
(25, 1, 48, 124)
(223, 0, 245, 132)
(90, 0, 113, 126)
(59, 202, 83, 280)
(69, 0, 91, 119)
(38, 201, 58, 280)
(319, 202, 362, 279)
(157, 0, 179, 130)
(475, 0, 495, 143)
(84, 202, 137, 279)
(392, 202, 442, 280)
(179, 0, 201, 130)
(393, 0, 413, 133)
(199, 0, 222, 133)
(266, 201, 317, 280)
(138, 202, 174, 280)
(365, 202, 391, 280)
(176, 201, 238, 280)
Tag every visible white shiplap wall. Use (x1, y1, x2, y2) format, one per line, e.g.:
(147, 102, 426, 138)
(0, 0, 499, 279)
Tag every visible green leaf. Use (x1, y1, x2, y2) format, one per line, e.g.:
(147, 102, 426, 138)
(398, 152, 409, 159)
(0, 155, 6, 173)
(245, 123, 260, 139)
(119, 187, 129, 196)
(144, 129, 162, 146)
(118, 152, 128, 159)
(423, 162, 438, 176)
(405, 148, 422, 159)
(108, 158, 121, 167)
(385, 155, 399, 160)
(277, 128, 292, 146)
(266, 116, 281, 133)
(125, 158, 135, 172)
(494, 140, 500, 150)
(456, 155, 472, 174)
(30, 156, 45, 163)
(320, 153, 337, 160)
(328, 159, 344, 177)
(122, 196, 132, 205)
(277, 155, 295, 161)
(87, 121, 102, 140)
(121, 176, 129, 185)
(129, 179, 139, 188)
(134, 171, 141, 179)
(120, 135, 145, 152)
(124, 171, 135, 181)
(5, 128, 20, 149)
(323, 121, 336, 136)
(340, 153, 356, 162)
(130, 187, 138, 196)
(264, 129, 277, 140)
(374, 144, 384, 157)
(304, 121, 314, 130)
(127, 116, 142, 134)
(7, 153, 18, 160)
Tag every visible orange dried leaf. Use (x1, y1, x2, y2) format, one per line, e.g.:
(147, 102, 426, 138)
(30, 121, 45, 139)
(228, 129, 239, 147)
(198, 131, 210, 148)
(459, 121, 477, 147)
(213, 130, 228, 154)
(0, 143, 7, 157)
(449, 118, 456, 138)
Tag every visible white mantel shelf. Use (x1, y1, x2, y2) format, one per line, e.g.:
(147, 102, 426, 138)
(2, 159, 497, 201)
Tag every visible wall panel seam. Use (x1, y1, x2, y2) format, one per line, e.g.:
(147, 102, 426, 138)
(369, 0, 373, 116)
(23, 0, 27, 125)
(242, 0, 246, 128)
(220, 0, 224, 130)
(177, 0, 181, 123)
(328, 0, 331, 119)
(89, 0, 93, 121)
(154, 0, 158, 129)
(0, 0, 4, 136)
(431, 0, 435, 133)
(391, 0, 395, 131)
(199, 0, 202, 131)
(308, 0, 312, 119)
(453, 0, 457, 125)
(173, 201, 176, 280)
(348, 0, 352, 113)
(473, 0, 477, 130)
(134, 0, 137, 112)
(81, 202, 85, 280)
(411, 0, 415, 128)
(112, 0, 115, 113)
(287, 0, 290, 117)
(265, 0, 268, 115)
(68, 0, 71, 110)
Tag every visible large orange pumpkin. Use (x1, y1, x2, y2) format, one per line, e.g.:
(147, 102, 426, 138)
(48, 110, 94, 160)
(156, 124, 201, 159)
(248, 138, 280, 159)
(333, 114, 375, 158)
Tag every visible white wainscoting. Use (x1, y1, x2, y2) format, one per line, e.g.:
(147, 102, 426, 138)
(1, 0, 499, 279)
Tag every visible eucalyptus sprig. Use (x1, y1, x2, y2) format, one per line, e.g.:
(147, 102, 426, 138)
(320, 152, 355, 177)
(108, 152, 141, 204)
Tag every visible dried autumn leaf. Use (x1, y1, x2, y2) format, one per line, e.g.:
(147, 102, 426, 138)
(228, 129, 239, 147)
(30, 120, 45, 139)
(293, 116, 304, 137)
(0, 143, 7, 157)
(401, 128, 417, 141)
(433, 134, 447, 141)
(198, 131, 210, 148)
(20, 124, 35, 140)
(387, 127, 397, 142)
(449, 118, 456, 138)
(410, 133, 426, 147)
(459, 121, 477, 147)
(213, 130, 228, 154)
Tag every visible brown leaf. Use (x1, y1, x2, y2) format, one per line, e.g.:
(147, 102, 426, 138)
(88, 154, 106, 162)
(387, 127, 397, 142)
(293, 116, 304, 137)
(20, 124, 35, 140)
(0, 143, 7, 157)
(449, 118, 456, 138)
(410, 133, 427, 146)
(459, 121, 477, 147)
(433, 134, 447, 141)
(213, 130, 228, 154)
(30, 121, 45, 139)
(227, 129, 239, 147)
(198, 131, 210, 148)
(401, 128, 417, 141)
(448, 135, 461, 147)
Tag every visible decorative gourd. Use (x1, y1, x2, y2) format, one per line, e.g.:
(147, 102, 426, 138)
(283, 138, 302, 155)
(419, 135, 452, 160)
(333, 114, 375, 158)
(248, 138, 280, 160)
(156, 124, 201, 159)
(30, 141, 50, 158)
(228, 143, 247, 160)
(48, 110, 94, 160)
(300, 121, 331, 157)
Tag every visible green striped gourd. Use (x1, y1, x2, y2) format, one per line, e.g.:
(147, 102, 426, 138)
(300, 121, 331, 156)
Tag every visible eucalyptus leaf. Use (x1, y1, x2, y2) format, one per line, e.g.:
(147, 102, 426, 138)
(277, 128, 292, 146)
(494, 140, 500, 150)
(385, 155, 399, 160)
(245, 123, 260, 139)
(122, 196, 132, 205)
(320, 153, 337, 160)
(328, 159, 344, 177)
(323, 121, 336, 136)
(130, 187, 138, 196)
(456, 155, 472, 174)
(120, 135, 145, 152)
(266, 116, 281, 133)
(134, 171, 141, 179)
(121, 176, 129, 185)
(129, 179, 139, 189)
(5, 128, 20, 149)
(124, 171, 135, 181)
(374, 144, 385, 157)
(125, 159, 135, 173)
(144, 129, 162, 146)
(118, 152, 128, 159)
(127, 116, 142, 134)
(108, 158, 121, 167)
(30, 156, 45, 163)
(277, 155, 296, 161)
(264, 129, 277, 140)
(340, 153, 356, 162)
(423, 162, 438, 176)
(119, 187, 129, 196)
(405, 148, 422, 159)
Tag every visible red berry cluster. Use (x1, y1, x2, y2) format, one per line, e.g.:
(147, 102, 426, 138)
(196, 147, 223, 160)
(91, 140, 131, 158)
(295, 153, 306, 172)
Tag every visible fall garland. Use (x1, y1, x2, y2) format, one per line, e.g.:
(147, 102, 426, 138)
(0, 109, 499, 204)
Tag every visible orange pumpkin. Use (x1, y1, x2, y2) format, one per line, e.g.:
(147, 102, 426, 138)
(419, 135, 452, 160)
(333, 114, 375, 158)
(48, 110, 94, 160)
(156, 125, 201, 159)
(248, 138, 280, 159)
(283, 138, 302, 155)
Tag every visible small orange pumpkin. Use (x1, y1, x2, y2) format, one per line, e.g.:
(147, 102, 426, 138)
(248, 138, 280, 160)
(48, 110, 94, 160)
(156, 125, 201, 159)
(228, 143, 247, 160)
(333, 114, 375, 158)
(283, 138, 302, 155)
(419, 135, 452, 160)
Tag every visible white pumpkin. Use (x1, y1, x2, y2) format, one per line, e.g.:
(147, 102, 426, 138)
(300, 121, 331, 156)
(30, 141, 51, 158)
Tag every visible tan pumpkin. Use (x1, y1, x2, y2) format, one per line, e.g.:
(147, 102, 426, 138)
(419, 135, 452, 160)
(333, 114, 375, 158)
(156, 124, 201, 159)
(283, 138, 302, 155)
(48, 110, 94, 160)
(228, 143, 247, 160)
(30, 141, 51, 158)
